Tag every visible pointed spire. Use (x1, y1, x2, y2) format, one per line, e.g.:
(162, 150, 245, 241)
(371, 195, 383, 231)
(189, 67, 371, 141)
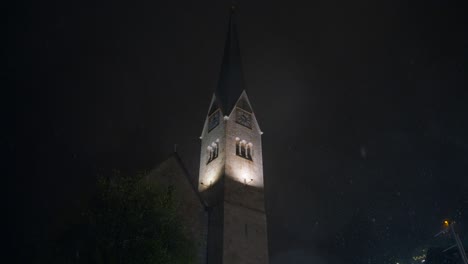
(215, 6, 245, 115)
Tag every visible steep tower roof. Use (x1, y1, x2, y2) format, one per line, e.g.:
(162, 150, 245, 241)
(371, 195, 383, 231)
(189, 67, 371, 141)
(215, 7, 245, 115)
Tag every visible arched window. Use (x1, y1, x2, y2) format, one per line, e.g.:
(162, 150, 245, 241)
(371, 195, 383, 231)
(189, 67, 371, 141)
(207, 146, 213, 160)
(240, 140, 246, 156)
(235, 138, 253, 161)
(247, 143, 253, 160)
(206, 139, 219, 164)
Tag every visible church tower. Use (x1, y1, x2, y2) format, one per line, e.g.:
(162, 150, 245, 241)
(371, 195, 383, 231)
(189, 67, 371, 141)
(198, 7, 269, 264)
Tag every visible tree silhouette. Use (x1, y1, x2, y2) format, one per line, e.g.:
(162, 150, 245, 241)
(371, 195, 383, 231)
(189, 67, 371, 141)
(43, 171, 196, 264)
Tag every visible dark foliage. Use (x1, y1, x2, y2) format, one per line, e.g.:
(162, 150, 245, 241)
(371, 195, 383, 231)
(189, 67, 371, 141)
(41, 171, 196, 264)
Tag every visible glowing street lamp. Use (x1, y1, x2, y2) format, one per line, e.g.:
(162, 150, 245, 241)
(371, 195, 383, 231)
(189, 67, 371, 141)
(434, 220, 468, 264)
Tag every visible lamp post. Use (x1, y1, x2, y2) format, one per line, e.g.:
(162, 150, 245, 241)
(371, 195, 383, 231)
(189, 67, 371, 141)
(434, 220, 468, 264)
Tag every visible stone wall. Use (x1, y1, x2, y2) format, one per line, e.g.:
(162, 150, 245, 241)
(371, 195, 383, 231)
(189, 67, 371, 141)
(223, 200, 269, 264)
(222, 92, 268, 263)
(198, 91, 269, 264)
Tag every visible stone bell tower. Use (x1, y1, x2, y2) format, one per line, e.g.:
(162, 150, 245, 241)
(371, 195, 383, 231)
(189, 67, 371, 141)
(198, 7, 269, 264)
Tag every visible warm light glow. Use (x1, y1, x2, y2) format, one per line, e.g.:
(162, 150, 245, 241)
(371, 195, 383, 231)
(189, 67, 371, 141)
(199, 165, 222, 191)
(228, 157, 263, 188)
(444, 220, 449, 226)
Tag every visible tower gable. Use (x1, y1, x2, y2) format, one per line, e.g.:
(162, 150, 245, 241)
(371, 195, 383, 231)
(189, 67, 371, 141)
(229, 91, 262, 135)
(235, 94, 252, 113)
(208, 97, 221, 116)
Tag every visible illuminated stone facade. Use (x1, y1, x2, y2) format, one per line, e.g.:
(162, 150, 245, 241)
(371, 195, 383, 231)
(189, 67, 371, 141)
(199, 92, 268, 264)
(151, 8, 269, 264)
(197, 8, 269, 261)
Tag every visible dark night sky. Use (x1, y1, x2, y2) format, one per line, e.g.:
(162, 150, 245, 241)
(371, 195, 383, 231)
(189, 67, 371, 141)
(8, 0, 468, 263)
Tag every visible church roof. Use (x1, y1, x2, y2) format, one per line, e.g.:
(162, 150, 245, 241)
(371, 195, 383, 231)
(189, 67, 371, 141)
(215, 7, 245, 115)
(146, 152, 207, 207)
